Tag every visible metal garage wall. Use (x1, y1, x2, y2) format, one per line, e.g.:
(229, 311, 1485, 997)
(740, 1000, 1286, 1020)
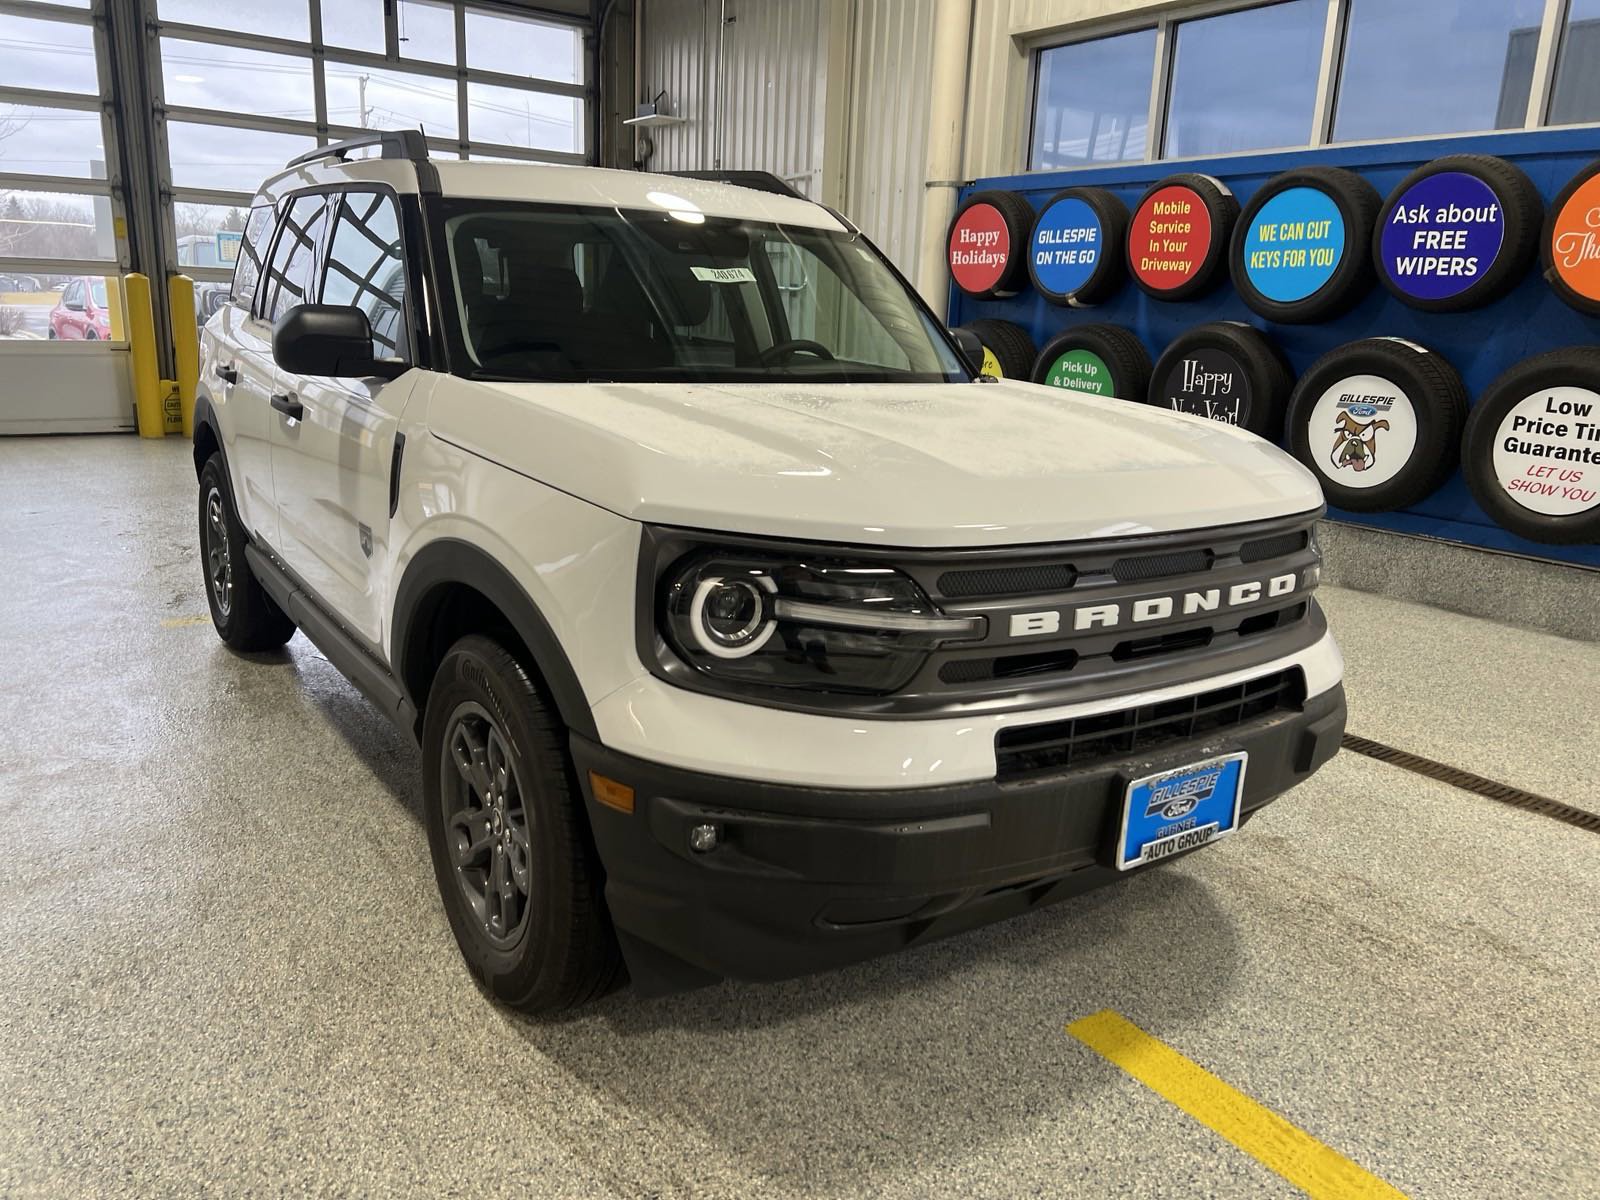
(844, 0, 937, 276)
(638, 0, 829, 196)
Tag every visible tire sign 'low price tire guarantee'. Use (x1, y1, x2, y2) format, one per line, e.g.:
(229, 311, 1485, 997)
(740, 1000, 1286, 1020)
(1491, 389, 1600, 516)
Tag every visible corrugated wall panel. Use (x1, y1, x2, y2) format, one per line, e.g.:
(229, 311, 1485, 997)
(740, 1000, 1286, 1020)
(639, 0, 712, 171)
(844, 0, 937, 277)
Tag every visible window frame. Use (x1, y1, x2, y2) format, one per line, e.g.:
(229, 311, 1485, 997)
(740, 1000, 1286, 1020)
(317, 185, 415, 366)
(1023, 0, 1577, 172)
(255, 191, 332, 323)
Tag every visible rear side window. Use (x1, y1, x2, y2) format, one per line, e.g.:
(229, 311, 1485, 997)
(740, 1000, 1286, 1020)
(260, 193, 329, 321)
(232, 205, 275, 306)
(321, 191, 408, 363)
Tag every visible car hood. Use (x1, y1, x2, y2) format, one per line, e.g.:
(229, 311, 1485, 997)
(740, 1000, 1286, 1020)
(430, 378, 1324, 547)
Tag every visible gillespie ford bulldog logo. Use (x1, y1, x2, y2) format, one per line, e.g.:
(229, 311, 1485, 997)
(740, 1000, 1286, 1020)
(1007, 573, 1299, 638)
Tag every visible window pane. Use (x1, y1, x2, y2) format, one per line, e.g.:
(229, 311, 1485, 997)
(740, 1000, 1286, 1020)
(0, 105, 106, 179)
(466, 82, 581, 153)
(156, 0, 309, 43)
(1550, 0, 1600, 126)
(174, 202, 251, 267)
(321, 0, 387, 55)
(0, 13, 100, 93)
(322, 192, 407, 360)
(466, 9, 581, 84)
(1333, 0, 1545, 142)
(1, 274, 122, 343)
(160, 38, 315, 121)
(0, 188, 115, 259)
(263, 194, 327, 320)
(166, 122, 315, 192)
(397, 0, 456, 65)
(325, 63, 460, 138)
(1165, 1, 1322, 157)
(230, 205, 275, 305)
(1030, 30, 1155, 169)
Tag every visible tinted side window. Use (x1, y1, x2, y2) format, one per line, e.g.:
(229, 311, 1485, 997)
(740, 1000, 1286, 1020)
(232, 205, 276, 306)
(321, 191, 407, 362)
(261, 194, 329, 322)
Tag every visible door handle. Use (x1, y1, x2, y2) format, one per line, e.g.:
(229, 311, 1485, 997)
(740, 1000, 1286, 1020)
(214, 364, 238, 385)
(270, 392, 304, 420)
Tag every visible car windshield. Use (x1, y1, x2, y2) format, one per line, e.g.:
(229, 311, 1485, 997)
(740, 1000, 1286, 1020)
(440, 200, 969, 384)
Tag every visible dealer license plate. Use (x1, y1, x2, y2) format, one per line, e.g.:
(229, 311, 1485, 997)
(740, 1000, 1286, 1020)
(1116, 752, 1247, 871)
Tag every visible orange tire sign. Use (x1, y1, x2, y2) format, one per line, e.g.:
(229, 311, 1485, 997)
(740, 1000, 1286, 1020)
(1545, 162, 1600, 314)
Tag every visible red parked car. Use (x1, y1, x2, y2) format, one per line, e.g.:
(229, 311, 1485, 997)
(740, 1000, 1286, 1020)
(48, 278, 113, 340)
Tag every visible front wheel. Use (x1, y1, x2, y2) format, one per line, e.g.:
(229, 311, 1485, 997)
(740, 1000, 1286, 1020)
(422, 635, 623, 1013)
(198, 453, 296, 650)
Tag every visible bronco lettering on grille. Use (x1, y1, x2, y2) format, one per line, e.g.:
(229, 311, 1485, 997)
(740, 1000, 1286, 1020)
(1006, 572, 1299, 638)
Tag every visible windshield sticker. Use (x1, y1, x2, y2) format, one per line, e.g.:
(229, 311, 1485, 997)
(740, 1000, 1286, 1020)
(691, 265, 756, 284)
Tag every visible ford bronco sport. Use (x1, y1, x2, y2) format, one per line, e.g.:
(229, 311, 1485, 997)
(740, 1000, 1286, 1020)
(193, 130, 1345, 1012)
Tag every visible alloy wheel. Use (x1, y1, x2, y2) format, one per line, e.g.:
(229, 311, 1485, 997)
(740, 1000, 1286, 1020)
(204, 487, 233, 617)
(440, 702, 533, 949)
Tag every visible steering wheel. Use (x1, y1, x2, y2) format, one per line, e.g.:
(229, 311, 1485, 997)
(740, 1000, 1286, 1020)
(757, 339, 836, 366)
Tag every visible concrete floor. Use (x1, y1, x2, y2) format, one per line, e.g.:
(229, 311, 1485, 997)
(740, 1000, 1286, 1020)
(2, 434, 1598, 1199)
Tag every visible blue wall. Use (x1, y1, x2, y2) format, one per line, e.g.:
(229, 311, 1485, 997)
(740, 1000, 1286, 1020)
(950, 128, 1600, 570)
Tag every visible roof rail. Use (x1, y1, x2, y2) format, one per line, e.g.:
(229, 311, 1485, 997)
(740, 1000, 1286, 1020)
(661, 170, 805, 200)
(286, 129, 429, 170)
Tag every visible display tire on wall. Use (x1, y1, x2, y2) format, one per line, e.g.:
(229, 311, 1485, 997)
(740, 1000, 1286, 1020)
(955, 319, 1036, 379)
(198, 453, 296, 651)
(1285, 337, 1467, 512)
(1542, 159, 1600, 316)
(1032, 323, 1153, 401)
(422, 634, 625, 1014)
(1230, 166, 1381, 324)
(1373, 154, 1542, 312)
(1147, 321, 1293, 440)
(1126, 173, 1238, 302)
(1461, 348, 1600, 544)
(1026, 186, 1128, 306)
(946, 189, 1034, 298)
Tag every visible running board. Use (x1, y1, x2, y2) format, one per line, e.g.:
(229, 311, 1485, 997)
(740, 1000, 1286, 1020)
(243, 543, 420, 742)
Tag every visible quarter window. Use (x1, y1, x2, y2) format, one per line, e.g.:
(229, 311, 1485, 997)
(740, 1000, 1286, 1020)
(261, 194, 328, 321)
(232, 205, 276, 306)
(321, 191, 408, 362)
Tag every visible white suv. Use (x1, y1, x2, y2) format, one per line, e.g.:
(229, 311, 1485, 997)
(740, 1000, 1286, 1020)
(193, 131, 1345, 1012)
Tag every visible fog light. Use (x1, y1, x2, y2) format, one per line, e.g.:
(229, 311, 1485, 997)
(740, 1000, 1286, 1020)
(688, 823, 719, 853)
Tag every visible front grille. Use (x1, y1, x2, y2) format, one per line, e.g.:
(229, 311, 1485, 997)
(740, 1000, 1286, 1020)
(938, 562, 1077, 598)
(1240, 529, 1309, 563)
(994, 668, 1306, 781)
(1110, 547, 1213, 582)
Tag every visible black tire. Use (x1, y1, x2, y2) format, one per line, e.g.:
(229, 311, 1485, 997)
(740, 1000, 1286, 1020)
(1461, 348, 1600, 545)
(1147, 321, 1293, 440)
(422, 635, 624, 1013)
(1026, 186, 1128, 306)
(1373, 155, 1542, 312)
(85, 329, 98, 340)
(956, 319, 1036, 379)
(1032, 323, 1153, 401)
(1231, 166, 1381, 324)
(198, 453, 296, 651)
(1542, 159, 1600, 316)
(947, 189, 1034, 298)
(1285, 337, 1467, 512)
(1126, 173, 1239, 301)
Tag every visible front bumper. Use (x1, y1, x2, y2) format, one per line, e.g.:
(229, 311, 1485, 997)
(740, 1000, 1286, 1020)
(574, 682, 1346, 996)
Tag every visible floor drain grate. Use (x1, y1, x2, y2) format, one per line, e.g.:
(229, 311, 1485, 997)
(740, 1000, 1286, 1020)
(1342, 734, 1600, 835)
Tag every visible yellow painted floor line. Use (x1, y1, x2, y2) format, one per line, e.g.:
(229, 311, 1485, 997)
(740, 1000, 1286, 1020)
(1067, 1010, 1408, 1200)
(160, 614, 211, 628)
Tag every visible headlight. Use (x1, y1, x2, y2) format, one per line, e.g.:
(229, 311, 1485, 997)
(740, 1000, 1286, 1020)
(660, 553, 985, 694)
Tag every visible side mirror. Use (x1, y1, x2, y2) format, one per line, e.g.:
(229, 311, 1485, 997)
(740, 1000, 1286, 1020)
(272, 304, 405, 380)
(949, 326, 986, 374)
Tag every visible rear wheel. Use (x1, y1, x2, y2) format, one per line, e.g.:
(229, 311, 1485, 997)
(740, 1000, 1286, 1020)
(422, 635, 623, 1013)
(198, 453, 295, 650)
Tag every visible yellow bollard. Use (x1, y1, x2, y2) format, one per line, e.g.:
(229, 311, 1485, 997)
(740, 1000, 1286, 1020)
(168, 274, 199, 437)
(125, 273, 165, 439)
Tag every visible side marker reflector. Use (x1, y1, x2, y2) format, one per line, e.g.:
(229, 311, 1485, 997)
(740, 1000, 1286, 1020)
(589, 771, 635, 814)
